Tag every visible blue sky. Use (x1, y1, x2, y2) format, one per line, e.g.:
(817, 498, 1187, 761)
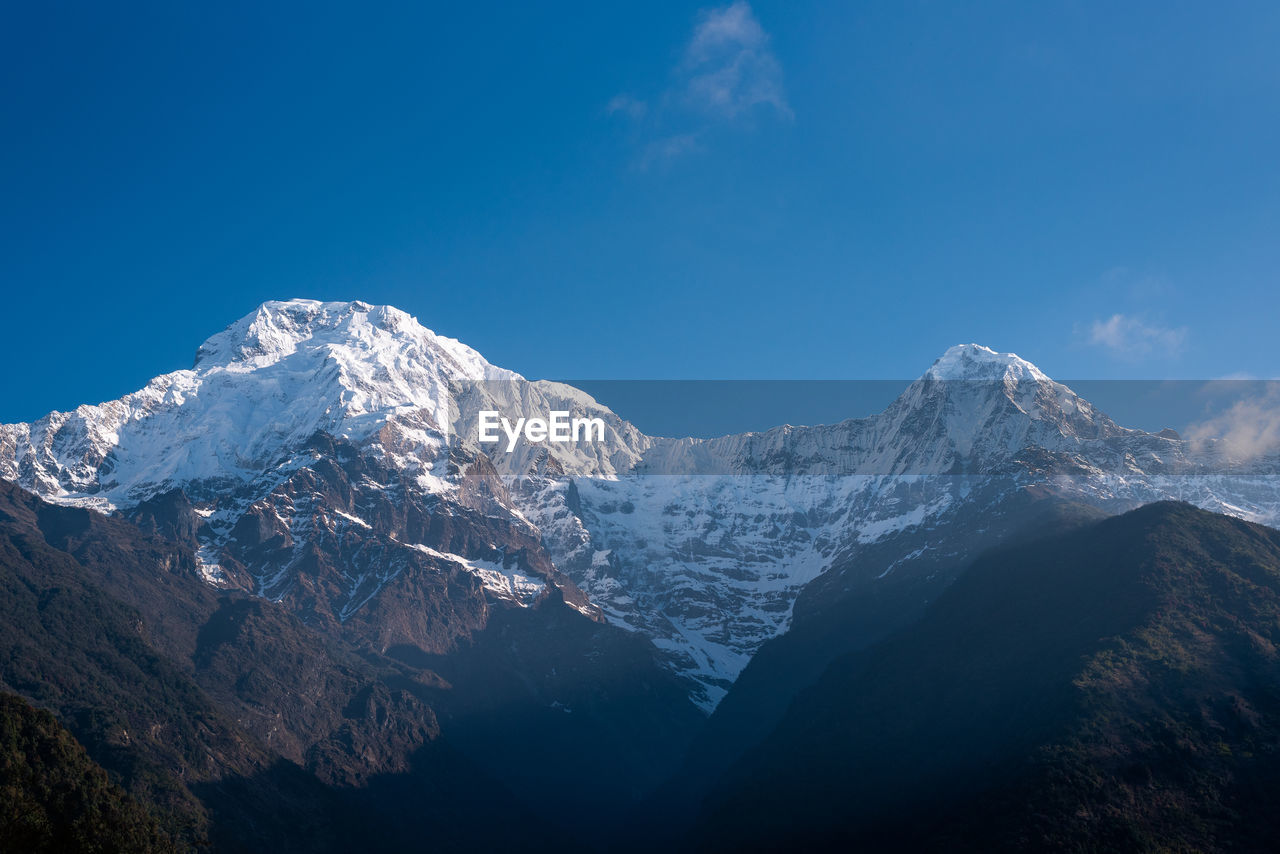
(3, 1, 1279, 422)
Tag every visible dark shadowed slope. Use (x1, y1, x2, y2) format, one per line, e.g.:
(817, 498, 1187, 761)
(0, 692, 173, 853)
(0, 480, 381, 850)
(647, 494, 1108, 838)
(0, 477, 697, 850)
(695, 502, 1280, 852)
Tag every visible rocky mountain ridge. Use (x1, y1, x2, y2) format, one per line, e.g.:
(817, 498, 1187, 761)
(3, 299, 1278, 709)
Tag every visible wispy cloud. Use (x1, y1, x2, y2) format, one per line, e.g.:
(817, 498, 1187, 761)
(607, 2, 790, 166)
(605, 93, 648, 120)
(1185, 386, 1280, 461)
(680, 2, 791, 120)
(1086, 313, 1187, 359)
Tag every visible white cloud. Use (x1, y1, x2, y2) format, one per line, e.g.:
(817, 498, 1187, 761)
(688, 1, 766, 58)
(680, 2, 791, 120)
(607, 2, 789, 165)
(1185, 386, 1280, 461)
(1087, 313, 1187, 358)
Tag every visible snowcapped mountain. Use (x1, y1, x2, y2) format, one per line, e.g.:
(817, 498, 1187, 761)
(1, 299, 646, 508)
(3, 300, 1278, 711)
(0, 300, 647, 644)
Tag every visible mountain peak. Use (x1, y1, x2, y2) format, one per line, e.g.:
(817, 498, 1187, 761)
(0, 299, 518, 508)
(926, 343, 1050, 383)
(192, 299, 479, 373)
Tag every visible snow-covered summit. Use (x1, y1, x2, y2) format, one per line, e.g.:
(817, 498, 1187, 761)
(634, 343, 1128, 477)
(192, 299, 496, 381)
(0, 300, 495, 507)
(926, 343, 1050, 384)
(886, 342, 1124, 463)
(0, 299, 653, 510)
